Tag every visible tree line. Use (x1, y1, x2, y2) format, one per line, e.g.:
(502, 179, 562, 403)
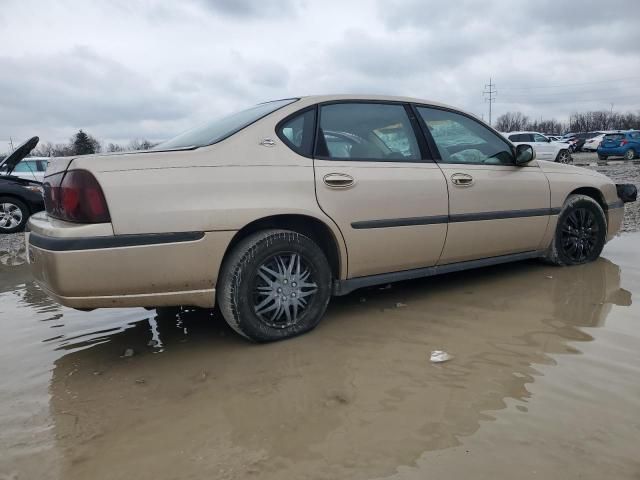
(494, 110, 640, 134)
(29, 129, 157, 157)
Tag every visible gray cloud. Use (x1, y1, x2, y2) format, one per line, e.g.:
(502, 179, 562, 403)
(0, 0, 639, 152)
(197, 0, 300, 18)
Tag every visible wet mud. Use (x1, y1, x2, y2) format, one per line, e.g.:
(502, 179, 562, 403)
(1, 230, 639, 479)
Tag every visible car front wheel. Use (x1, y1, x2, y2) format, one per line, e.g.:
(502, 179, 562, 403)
(0, 197, 29, 233)
(555, 149, 571, 164)
(597, 153, 607, 161)
(544, 194, 607, 266)
(217, 229, 332, 342)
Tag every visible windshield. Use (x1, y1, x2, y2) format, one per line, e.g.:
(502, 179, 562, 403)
(155, 98, 297, 150)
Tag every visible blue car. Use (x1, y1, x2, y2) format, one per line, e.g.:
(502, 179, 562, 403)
(597, 131, 640, 161)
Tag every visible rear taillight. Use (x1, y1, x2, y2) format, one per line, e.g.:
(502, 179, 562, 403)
(621, 139, 628, 146)
(44, 170, 110, 223)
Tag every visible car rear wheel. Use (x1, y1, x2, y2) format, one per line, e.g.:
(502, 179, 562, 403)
(555, 149, 571, 164)
(597, 153, 607, 161)
(0, 197, 29, 233)
(625, 149, 636, 160)
(544, 194, 606, 266)
(217, 229, 332, 342)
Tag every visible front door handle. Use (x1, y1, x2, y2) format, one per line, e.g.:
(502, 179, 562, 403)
(451, 173, 474, 187)
(323, 173, 355, 188)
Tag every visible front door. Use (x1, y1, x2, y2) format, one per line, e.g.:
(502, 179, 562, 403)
(532, 133, 556, 161)
(415, 106, 551, 265)
(312, 102, 449, 278)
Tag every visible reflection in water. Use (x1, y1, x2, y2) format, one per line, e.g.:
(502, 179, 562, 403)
(0, 234, 638, 480)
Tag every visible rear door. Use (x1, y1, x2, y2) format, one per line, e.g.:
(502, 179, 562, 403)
(415, 106, 551, 264)
(311, 101, 449, 278)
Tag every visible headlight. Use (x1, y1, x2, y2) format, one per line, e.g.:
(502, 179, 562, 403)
(24, 185, 44, 194)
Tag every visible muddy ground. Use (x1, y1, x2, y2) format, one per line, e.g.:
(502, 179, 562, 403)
(1, 159, 639, 480)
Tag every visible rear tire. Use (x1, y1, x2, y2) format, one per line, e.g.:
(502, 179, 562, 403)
(0, 197, 29, 233)
(544, 194, 607, 266)
(217, 229, 332, 342)
(597, 153, 607, 161)
(625, 148, 636, 160)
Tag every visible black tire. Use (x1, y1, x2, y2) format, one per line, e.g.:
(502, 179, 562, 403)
(624, 148, 636, 161)
(555, 149, 571, 164)
(217, 229, 332, 342)
(0, 196, 29, 233)
(544, 194, 607, 266)
(597, 153, 607, 161)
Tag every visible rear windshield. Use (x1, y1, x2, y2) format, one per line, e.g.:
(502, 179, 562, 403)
(604, 134, 625, 141)
(155, 98, 297, 150)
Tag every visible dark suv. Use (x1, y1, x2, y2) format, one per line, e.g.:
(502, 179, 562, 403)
(0, 138, 45, 233)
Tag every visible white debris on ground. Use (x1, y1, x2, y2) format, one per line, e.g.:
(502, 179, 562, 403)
(430, 350, 453, 363)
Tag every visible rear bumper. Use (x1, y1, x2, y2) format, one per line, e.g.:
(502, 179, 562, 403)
(597, 147, 628, 156)
(26, 213, 235, 309)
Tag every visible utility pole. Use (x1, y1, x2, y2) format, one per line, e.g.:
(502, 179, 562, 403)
(483, 78, 497, 126)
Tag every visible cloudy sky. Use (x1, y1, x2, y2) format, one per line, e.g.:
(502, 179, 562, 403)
(1, 0, 639, 153)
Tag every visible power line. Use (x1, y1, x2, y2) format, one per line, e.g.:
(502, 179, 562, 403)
(500, 76, 640, 91)
(496, 94, 640, 105)
(483, 78, 496, 126)
(499, 87, 631, 99)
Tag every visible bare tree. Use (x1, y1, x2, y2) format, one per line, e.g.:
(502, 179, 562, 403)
(495, 112, 530, 132)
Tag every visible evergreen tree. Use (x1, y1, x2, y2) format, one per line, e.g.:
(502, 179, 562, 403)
(72, 130, 95, 155)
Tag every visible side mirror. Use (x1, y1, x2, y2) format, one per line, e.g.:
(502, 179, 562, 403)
(515, 144, 535, 165)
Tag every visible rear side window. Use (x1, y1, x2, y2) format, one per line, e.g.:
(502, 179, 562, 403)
(508, 134, 529, 142)
(277, 108, 316, 157)
(316, 103, 421, 161)
(418, 107, 514, 165)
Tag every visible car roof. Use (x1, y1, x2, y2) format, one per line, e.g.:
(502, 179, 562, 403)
(297, 94, 451, 108)
(504, 131, 545, 135)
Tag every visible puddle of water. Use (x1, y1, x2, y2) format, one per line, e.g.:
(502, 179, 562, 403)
(0, 233, 639, 479)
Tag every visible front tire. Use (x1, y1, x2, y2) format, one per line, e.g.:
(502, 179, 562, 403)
(597, 153, 607, 161)
(555, 149, 571, 164)
(625, 148, 636, 160)
(217, 229, 332, 342)
(0, 197, 29, 233)
(544, 194, 607, 266)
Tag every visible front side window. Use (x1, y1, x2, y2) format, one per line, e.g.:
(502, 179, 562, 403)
(533, 133, 548, 142)
(417, 107, 514, 165)
(156, 98, 297, 150)
(317, 103, 421, 161)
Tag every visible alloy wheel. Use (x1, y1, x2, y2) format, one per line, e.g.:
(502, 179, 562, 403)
(560, 207, 599, 262)
(558, 151, 571, 163)
(252, 252, 318, 328)
(0, 203, 23, 231)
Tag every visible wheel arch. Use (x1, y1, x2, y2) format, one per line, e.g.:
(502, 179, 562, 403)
(566, 187, 608, 219)
(220, 214, 346, 281)
(0, 194, 32, 214)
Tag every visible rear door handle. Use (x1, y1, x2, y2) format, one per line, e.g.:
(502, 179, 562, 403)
(451, 173, 474, 187)
(323, 173, 355, 188)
